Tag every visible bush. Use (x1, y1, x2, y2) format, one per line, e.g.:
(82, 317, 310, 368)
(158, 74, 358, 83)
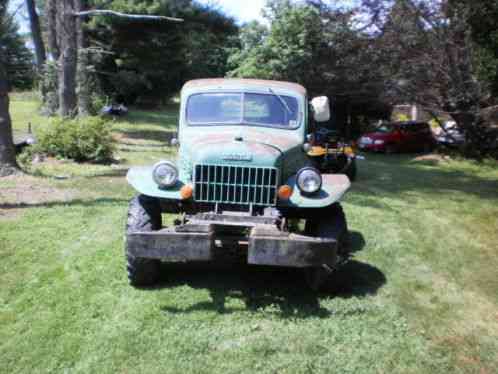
(37, 117, 115, 163)
(89, 92, 108, 116)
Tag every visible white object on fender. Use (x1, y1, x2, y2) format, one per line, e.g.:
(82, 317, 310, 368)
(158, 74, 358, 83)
(311, 96, 331, 122)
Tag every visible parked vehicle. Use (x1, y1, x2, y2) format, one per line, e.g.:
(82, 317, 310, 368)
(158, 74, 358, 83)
(358, 121, 436, 153)
(101, 103, 128, 116)
(307, 127, 358, 182)
(125, 79, 352, 290)
(436, 121, 465, 147)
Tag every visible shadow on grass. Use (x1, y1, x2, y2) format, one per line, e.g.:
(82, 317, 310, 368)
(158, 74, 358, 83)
(0, 197, 128, 210)
(118, 143, 167, 149)
(352, 153, 498, 202)
(82, 169, 129, 178)
(120, 129, 176, 144)
(155, 231, 383, 319)
(157, 260, 385, 319)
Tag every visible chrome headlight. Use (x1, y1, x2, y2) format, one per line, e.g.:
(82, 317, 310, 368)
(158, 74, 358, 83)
(152, 161, 178, 187)
(296, 167, 322, 194)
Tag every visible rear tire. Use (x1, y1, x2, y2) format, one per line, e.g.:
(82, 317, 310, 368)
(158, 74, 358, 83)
(385, 144, 396, 154)
(126, 195, 162, 287)
(304, 204, 349, 291)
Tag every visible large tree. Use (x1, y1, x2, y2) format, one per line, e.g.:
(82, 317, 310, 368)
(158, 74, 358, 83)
(46, 0, 60, 60)
(0, 62, 17, 177)
(25, 0, 46, 70)
(228, 0, 390, 129)
(76, 0, 91, 115)
(44, 0, 221, 115)
(360, 0, 496, 158)
(57, 0, 78, 117)
(0, 0, 34, 90)
(86, 0, 236, 105)
(0, 0, 19, 176)
(229, 0, 324, 87)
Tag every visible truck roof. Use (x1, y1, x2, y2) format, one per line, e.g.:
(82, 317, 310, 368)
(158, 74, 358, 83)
(182, 78, 307, 96)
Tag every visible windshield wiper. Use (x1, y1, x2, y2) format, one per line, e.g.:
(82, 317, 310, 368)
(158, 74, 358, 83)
(268, 88, 292, 115)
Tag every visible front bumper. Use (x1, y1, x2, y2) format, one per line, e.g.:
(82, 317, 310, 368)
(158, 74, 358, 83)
(126, 216, 337, 268)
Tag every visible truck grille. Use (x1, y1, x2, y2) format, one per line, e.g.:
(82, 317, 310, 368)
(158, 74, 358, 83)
(194, 164, 278, 206)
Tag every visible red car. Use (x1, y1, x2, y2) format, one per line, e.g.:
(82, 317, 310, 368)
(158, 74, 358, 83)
(358, 121, 436, 153)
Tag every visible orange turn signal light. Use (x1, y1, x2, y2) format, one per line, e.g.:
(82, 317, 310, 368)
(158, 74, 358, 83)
(180, 184, 193, 200)
(278, 185, 293, 200)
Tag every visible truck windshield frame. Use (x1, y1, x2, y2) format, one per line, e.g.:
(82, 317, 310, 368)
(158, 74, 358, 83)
(186, 91, 301, 129)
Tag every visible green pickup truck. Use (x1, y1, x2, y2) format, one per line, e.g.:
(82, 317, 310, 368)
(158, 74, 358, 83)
(125, 79, 351, 290)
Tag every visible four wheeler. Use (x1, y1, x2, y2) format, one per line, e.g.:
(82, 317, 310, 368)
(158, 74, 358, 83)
(307, 127, 358, 182)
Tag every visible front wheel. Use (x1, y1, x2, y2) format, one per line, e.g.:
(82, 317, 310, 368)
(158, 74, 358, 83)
(344, 158, 357, 182)
(304, 204, 349, 291)
(422, 142, 434, 153)
(126, 195, 162, 287)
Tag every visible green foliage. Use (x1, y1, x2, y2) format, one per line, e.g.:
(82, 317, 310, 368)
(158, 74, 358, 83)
(227, 0, 389, 130)
(0, 2, 35, 90)
(36, 116, 115, 162)
(16, 145, 38, 171)
(461, 0, 498, 97)
(86, 0, 239, 105)
(89, 91, 108, 116)
(229, 1, 323, 85)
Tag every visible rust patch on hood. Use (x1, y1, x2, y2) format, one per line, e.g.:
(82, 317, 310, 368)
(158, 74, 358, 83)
(183, 78, 306, 96)
(188, 128, 301, 154)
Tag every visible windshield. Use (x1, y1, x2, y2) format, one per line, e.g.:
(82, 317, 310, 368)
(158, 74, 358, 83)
(186, 92, 300, 128)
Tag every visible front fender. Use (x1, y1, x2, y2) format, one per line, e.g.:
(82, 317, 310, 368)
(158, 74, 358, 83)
(278, 174, 350, 208)
(127, 166, 184, 200)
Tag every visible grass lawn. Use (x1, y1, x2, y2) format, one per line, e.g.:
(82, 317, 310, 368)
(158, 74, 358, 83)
(1, 94, 498, 373)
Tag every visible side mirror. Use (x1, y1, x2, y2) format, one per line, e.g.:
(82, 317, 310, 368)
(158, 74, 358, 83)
(311, 96, 330, 123)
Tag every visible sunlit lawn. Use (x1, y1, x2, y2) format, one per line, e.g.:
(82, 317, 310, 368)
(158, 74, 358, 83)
(1, 95, 497, 373)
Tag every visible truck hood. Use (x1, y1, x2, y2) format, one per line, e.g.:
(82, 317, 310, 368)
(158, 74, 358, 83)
(178, 128, 303, 178)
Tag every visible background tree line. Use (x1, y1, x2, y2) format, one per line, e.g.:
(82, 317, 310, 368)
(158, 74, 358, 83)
(2, 0, 498, 175)
(228, 0, 498, 157)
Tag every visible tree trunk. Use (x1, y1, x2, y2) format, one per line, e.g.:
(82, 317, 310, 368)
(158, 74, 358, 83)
(76, 0, 90, 116)
(25, 0, 46, 70)
(46, 0, 60, 60)
(57, 0, 78, 117)
(40, 0, 60, 114)
(0, 61, 19, 177)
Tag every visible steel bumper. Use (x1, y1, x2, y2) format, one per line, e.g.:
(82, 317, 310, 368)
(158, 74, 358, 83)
(126, 224, 337, 268)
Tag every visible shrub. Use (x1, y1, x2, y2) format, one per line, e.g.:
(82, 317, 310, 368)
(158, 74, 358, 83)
(37, 116, 115, 163)
(89, 92, 108, 116)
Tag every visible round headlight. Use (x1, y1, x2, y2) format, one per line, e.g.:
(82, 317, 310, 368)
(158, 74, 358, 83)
(296, 167, 322, 194)
(152, 161, 178, 187)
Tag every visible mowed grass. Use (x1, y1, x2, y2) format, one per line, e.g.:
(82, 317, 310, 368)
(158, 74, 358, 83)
(1, 96, 498, 373)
